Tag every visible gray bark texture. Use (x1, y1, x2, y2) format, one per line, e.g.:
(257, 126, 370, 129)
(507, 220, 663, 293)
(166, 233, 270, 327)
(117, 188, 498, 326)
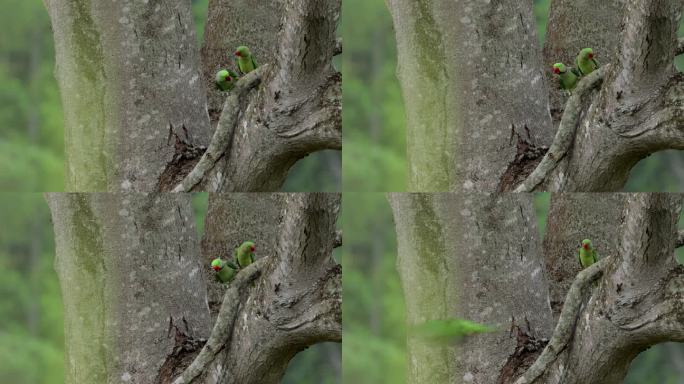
(389, 192, 684, 384)
(44, 0, 340, 192)
(46, 192, 341, 384)
(388, 193, 554, 384)
(387, 0, 684, 192)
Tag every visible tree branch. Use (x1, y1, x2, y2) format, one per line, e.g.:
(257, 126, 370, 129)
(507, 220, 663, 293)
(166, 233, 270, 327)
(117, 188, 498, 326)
(514, 258, 609, 384)
(171, 259, 266, 384)
(172, 67, 266, 192)
(514, 66, 609, 192)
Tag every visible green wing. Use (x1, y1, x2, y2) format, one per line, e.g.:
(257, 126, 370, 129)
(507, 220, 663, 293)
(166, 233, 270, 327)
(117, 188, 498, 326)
(250, 253, 255, 263)
(226, 260, 238, 270)
(571, 67, 582, 77)
(578, 249, 582, 267)
(591, 58, 599, 68)
(251, 56, 258, 69)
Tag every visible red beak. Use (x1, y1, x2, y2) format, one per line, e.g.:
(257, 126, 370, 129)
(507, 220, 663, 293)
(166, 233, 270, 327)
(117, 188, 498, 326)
(235, 51, 241, 57)
(553, 68, 560, 74)
(212, 266, 221, 271)
(588, 53, 593, 59)
(583, 244, 589, 250)
(250, 246, 255, 252)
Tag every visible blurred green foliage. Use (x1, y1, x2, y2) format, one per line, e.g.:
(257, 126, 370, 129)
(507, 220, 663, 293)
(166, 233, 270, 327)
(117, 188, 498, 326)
(0, 0, 338, 192)
(0, 194, 64, 383)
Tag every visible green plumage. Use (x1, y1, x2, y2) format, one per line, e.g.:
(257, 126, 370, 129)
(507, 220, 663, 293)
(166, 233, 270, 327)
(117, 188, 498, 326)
(234, 46, 258, 75)
(409, 318, 493, 343)
(576, 48, 599, 76)
(552, 62, 581, 92)
(215, 69, 239, 91)
(578, 239, 598, 269)
(211, 258, 238, 283)
(235, 241, 256, 268)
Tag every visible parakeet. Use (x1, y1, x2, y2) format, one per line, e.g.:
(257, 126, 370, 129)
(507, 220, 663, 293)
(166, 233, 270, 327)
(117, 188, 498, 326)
(578, 239, 598, 269)
(215, 69, 239, 91)
(211, 258, 238, 283)
(235, 241, 256, 268)
(552, 63, 581, 94)
(576, 48, 599, 76)
(234, 46, 258, 75)
(410, 318, 493, 343)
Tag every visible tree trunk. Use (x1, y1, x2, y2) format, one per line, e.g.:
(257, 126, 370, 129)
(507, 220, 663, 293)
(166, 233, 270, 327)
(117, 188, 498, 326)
(386, 0, 553, 192)
(46, 193, 211, 383)
(44, 0, 211, 191)
(387, 0, 684, 192)
(44, 0, 340, 193)
(540, 193, 626, 319)
(387, 193, 554, 383)
(46, 192, 341, 384)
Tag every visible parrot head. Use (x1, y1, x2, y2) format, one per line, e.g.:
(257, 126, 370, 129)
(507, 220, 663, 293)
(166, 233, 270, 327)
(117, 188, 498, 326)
(580, 48, 594, 60)
(211, 258, 223, 271)
(581, 239, 592, 250)
(242, 241, 256, 253)
(552, 63, 566, 75)
(235, 46, 251, 58)
(216, 69, 231, 83)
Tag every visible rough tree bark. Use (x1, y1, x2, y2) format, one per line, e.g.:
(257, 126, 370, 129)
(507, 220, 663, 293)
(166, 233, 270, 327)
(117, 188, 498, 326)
(386, 0, 553, 192)
(518, 193, 684, 383)
(46, 193, 211, 383)
(389, 192, 684, 384)
(44, 0, 340, 192)
(388, 193, 554, 383)
(387, 0, 684, 192)
(46, 192, 341, 384)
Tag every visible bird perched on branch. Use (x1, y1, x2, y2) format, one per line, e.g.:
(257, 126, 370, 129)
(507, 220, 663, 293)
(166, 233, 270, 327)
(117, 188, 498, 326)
(578, 239, 598, 269)
(234, 46, 258, 75)
(215, 69, 239, 91)
(552, 62, 581, 95)
(211, 258, 238, 283)
(576, 48, 599, 76)
(235, 241, 256, 268)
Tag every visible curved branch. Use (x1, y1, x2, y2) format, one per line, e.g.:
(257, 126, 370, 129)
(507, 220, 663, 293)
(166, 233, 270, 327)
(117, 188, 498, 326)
(514, 66, 609, 192)
(514, 258, 609, 384)
(171, 259, 266, 384)
(172, 67, 267, 192)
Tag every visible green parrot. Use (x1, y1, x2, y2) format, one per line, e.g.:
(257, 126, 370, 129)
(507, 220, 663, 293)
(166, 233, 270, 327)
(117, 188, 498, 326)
(235, 241, 256, 268)
(576, 48, 599, 76)
(578, 239, 598, 269)
(409, 318, 493, 343)
(215, 69, 239, 91)
(552, 63, 581, 94)
(211, 258, 238, 283)
(234, 46, 258, 75)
